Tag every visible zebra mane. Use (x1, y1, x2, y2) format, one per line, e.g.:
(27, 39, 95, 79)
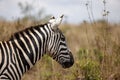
(9, 23, 47, 40)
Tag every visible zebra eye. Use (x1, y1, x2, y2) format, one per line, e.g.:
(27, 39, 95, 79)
(61, 36, 65, 41)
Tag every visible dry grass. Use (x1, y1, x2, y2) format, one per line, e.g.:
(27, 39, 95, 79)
(0, 20, 120, 80)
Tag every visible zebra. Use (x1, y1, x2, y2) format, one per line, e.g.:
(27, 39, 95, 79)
(0, 15, 74, 80)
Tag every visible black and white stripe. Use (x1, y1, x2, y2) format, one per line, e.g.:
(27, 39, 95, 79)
(0, 15, 74, 80)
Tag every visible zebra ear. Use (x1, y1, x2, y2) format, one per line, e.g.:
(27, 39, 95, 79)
(49, 14, 64, 30)
(49, 16, 56, 23)
(55, 14, 64, 26)
(50, 16, 55, 19)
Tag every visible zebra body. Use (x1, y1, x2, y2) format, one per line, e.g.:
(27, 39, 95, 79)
(0, 15, 74, 80)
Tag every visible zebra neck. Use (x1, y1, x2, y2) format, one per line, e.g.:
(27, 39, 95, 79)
(9, 25, 50, 71)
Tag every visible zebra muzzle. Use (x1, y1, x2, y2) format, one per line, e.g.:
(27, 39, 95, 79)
(62, 53, 74, 68)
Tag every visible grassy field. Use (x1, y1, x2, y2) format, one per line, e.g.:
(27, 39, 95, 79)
(0, 20, 120, 80)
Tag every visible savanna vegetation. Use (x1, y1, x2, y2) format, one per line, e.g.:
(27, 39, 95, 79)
(0, 0, 120, 80)
(0, 19, 120, 80)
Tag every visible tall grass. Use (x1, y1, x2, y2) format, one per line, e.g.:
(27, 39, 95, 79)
(0, 19, 120, 80)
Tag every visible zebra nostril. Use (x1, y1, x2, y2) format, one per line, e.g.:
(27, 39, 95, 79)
(70, 56, 74, 65)
(69, 52, 74, 63)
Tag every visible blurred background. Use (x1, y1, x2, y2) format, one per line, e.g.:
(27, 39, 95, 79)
(0, 0, 120, 80)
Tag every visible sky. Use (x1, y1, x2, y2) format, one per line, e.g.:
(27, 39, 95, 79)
(0, 0, 120, 24)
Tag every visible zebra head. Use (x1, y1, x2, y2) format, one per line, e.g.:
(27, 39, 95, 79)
(47, 15, 74, 68)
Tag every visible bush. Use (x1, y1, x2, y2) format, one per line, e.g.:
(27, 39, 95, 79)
(77, 49, 101, 80)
